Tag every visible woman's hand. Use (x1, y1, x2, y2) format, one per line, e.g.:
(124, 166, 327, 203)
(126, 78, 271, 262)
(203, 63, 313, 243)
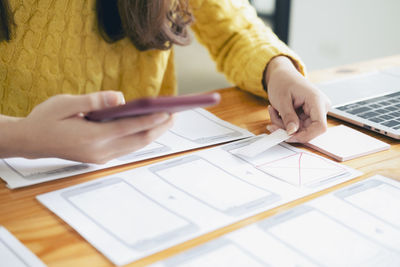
(3, 91, 173, 163)
(265, 56, 331, 143)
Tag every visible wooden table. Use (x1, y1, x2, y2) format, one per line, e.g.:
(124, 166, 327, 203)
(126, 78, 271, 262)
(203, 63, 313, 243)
(1, 55, 399, 267)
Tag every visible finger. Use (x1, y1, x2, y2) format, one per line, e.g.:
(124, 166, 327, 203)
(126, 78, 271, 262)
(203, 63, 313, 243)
(288, 94, 329, 142)
(273, 97, 300, 135)
(289, 120, 327, 143)
(298, 117, 312, 131)
(288, 105, 327, 143)
(268, 105, 285, 128)
(266, 124, 281, 133)
(298, 112, 308, 121)
(49, 91, 125, 119)
(93, 112, 172, 140)
(96, 117, 174, 163)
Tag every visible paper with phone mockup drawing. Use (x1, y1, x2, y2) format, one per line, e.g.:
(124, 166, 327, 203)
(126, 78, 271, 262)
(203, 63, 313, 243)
(0, 109, 253, 189)
(0, 226, 46, 267)
(152, 175, 400, 267)
(37, 136, 361, 266)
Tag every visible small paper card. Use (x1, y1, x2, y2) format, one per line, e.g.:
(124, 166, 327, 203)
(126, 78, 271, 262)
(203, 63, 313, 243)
(231, 129, 291, 158)
(306, 125, 390, 161)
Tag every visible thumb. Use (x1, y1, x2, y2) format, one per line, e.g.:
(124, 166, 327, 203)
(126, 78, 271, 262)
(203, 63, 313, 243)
(276, 101, 300, 135)
(49, 91, 125, 119)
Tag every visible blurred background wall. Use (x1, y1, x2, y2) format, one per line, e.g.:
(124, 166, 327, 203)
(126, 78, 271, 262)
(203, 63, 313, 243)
(176, 0, 400, 94)
(289, 0, 400, 70)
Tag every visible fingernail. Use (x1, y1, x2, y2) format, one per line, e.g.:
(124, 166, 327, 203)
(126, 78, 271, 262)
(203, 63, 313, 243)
(103, 92, 115, 107)
(286, 122, 298, 135)
(103, 91, 125, 107)
(266, 125, 274, 132)
(117, 92, 125, 105)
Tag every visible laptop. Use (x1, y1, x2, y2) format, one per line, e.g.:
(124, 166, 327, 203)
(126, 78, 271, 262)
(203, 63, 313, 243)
(317, 66, 400, 140)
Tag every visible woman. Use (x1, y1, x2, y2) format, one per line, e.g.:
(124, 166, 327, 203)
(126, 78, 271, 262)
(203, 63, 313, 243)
(0, 0, 330, 163)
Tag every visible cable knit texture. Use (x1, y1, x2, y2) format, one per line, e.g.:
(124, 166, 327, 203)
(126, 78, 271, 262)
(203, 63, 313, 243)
(0, 0, 304, 117)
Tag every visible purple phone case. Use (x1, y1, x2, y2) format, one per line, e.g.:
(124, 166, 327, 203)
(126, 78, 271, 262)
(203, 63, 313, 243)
(85, 93, 220, 122)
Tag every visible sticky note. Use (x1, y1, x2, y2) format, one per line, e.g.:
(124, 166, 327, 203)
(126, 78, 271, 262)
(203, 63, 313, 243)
(306, 125, 390, 161)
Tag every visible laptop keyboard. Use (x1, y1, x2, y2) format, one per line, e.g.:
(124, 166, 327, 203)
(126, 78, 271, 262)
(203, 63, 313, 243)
(336, 91, 400, 130)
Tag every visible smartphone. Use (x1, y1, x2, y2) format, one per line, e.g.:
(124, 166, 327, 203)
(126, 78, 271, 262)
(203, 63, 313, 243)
(85, 92, 221, 122)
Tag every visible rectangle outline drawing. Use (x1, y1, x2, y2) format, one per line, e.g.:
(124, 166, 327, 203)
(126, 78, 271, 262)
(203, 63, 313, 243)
(149, 154, 280, 217)
(334, 178, 400, 231)
(163, 238, 267, 267)
(257, 205, 399, 266)
(222, 139, 349, 188)
(116, 141, 171, 161)
(2, 159, 89, 180)
(0, 238, 30, 267)
(168, 109, 243, 144)
(60, 177, 198, 251)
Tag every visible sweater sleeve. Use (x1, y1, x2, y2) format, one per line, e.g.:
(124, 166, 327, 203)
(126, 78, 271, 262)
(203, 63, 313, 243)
(188, 0, 305, 98)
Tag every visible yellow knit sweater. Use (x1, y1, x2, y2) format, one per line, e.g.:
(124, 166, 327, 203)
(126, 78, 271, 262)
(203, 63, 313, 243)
(0, 0, 303, 117)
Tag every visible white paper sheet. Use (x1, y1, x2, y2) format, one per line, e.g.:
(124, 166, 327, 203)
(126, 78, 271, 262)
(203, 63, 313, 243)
(153, 175, 400, 267)
(37, 137, 361, 266)
(0, 108, 253, 189)
(0, 226, 46, 267)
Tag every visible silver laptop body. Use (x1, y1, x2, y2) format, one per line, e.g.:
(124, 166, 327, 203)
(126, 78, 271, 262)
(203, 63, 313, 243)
(317, 67, 400, 140)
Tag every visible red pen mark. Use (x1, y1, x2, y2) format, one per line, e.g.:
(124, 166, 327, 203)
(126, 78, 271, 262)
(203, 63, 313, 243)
(255, 153, 297, 168)
(298, 152, 303, 186)
(255, 152, 346, 186)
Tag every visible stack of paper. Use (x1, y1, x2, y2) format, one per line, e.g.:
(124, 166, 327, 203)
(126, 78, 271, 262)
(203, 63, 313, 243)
(306, 125, 390, 161)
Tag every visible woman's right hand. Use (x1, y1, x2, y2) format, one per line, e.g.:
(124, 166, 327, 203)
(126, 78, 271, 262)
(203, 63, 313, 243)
(4, 91, 173, 163)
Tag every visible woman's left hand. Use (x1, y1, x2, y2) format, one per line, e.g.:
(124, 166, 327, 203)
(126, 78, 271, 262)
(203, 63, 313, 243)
(265, 56, 331, 143)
